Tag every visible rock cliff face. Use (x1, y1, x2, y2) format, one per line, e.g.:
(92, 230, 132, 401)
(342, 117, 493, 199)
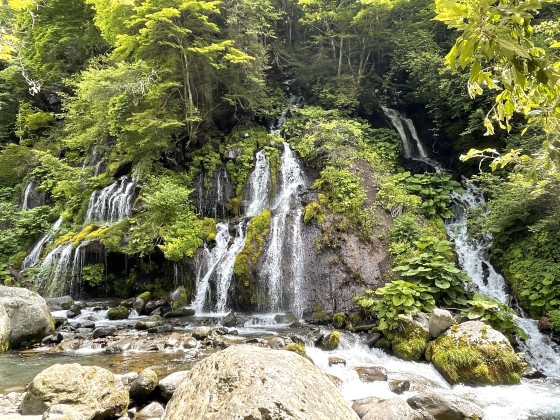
(163, 344, 359, 420)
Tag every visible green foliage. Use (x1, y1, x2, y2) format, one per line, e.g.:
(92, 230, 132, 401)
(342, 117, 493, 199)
(303, 201, 326, 224)
(391, 172, 462, 218)
(332, 312, 346, 329)
(392, 237, 469, 306)
(314, 166, 366, 220)
(461, 294, 527, 340)
(548, 309, 560, 333)
(81, 263, 105, 286)
(354, 281, 435, 334)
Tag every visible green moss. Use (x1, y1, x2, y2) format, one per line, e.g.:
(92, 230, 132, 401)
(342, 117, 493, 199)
(284, 343, 312, 361)
(426, 336, 524, 385)
(137, 291, 151, 302)
(107, 305, 129, 320)
(304, 201, 326, 224)
(311, 304, 329, 323)
(391, 323, 430, 361)
(332, 312, 346, 329)
(171, 286, 188, 310)
(323, 330, 341, 350)
(233, 210, 271, 308)
(348, 313, 363, 326)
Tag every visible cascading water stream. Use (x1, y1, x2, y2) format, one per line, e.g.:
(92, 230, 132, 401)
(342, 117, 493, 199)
(21, 217, 63, 269)
(244, 149, 270, 217)
(446, 182, 560, 376)
(21, 180, 34, 210)
(86, 174, 137, 224)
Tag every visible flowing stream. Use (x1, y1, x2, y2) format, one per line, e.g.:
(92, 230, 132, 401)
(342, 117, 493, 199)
(85, 174, 137, 224)
(21, 217, 63, 269)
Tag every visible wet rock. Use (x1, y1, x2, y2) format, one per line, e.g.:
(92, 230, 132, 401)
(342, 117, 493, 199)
(328, 357, 346, 367)
(41, 333, 63, 345)
(20, 363, 128, 419)
(407, 392, 484, 420)
(523, 366, 546, 379)
(352, 396, 383, 418)
(192, 326, 213, 340)
(93, 326, 116, 339)
(538, 316, 552, 332)
(139, 342, 160, 352)
(288, 334, 306, 345)
(157, 371, 189, 402)
(75, 328, 94, 334)
(120, 298, 135, 309)
(165, 332, 183, 348)
(321, 331, 341, 350)
(183, 336, 198, 349)
(357, 397, 424, 420)
(135, 316, 163, 330)
(274, 312, 298, 324)
(214, 326, 229, 335)
(169, 287, 188, 310)
(392, 314, 430, 361)
(374, 337, 391, 350)
(221, 311, 237, 327)
(162, 344, 359, 419)
(426, 320, 524, 385)
(388, 380, 410, 394)
(147, 324, 173, 334)
(80, 320, 95, 329)
(133, 292, 151, 314)
(45, 296, 74, 311)
(107, 306, 129, 320)
(129, 368, 158, 404)
(163, 307, 195, 318)
(355, 366, 387, 382)
(66, 304, 82, 319)
(289, 320, 303, 328)
(135, 401, 164, 419)
(0, 285, 54, 349)
(144, 299, 165, 315)
(353, 324, 378, 333)
(365, 332, 382, 348)
(267, 337, 285, 349)
(429, 308, 454, 339)
(53, 317, 66, 329)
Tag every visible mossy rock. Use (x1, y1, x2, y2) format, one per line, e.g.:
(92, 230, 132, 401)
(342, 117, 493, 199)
(391, 323, 430, 362)
(284, 343, 313, 362)
(426, 320, 524, 385)
(107, 306, 129, 320)
(332, 312, 346, 329)
(136, 291, 151, 302)
(170, 287, 188, 310)
(322, 331, 341, 350)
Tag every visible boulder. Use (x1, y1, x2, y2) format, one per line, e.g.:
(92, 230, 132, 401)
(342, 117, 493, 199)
(426, 320, 524, 385)
(107, 306, 129, 320)
(129, 368, 158, 403)
(328, 357, 347, 367)
(42, 404, 86, 420)
(135, 401, 164, 419)
(388, 380, 410, 394)
(0, 285, 54, 349)
(162, 344, 359, 419)
(274, 312, 298, 324)
(192, 326, 213, 340)
(20, 363, 128, 419)
(66, 304, 81, 318)
(538, 316, 552, 332)
(354, 366, 387, 382)
(45, 296, 74, 311)
(267, 337, 285, 349)
(163, 307, 195, 318)
(321, 330, 341, 350)
(407, 392, 484, 420)
(392, 313, 430, 361)
(429, 308, 454, 338)
(169, 287, 188, 310)
(221, 311, 237, 327)
(92, 326, 116, 339)
(144, 299, 165, 315)
(157, 371, 189, 402)
(133, 292, 151, 314)
(135, 316, 163, 330)
(0, 303, 9, 351)
(352, 397, 423, 420)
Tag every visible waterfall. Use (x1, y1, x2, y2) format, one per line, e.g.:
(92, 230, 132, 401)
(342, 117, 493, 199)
(446, 181, 560, 376)
(260, 142, 306, 314)
(244, 150, 270, 217)
(215, 223, 247, 312)
(39, 243, 74, 294)
(21, 180, 33, 210)
(21, 217, 63, 269)
(382, 106, 441, 170)
(290, 207, 305, 317)
(193, 223, 236, 312)
(69, 240, 92, 298)
(86, 175, 137, 224)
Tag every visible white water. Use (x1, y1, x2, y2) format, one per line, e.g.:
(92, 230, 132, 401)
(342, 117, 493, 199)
(21, 180, 34, 210)
(40, 243, 74, 291)
(447, 182, 560, 377)
(86, 175, 137, 224)
(244, 150, 271, 217)
(70, 240, 92, 298)
(21, 217, 63, 269)
(260, 142, 306, 314)
(215, 223, 247, 313)
(290, 207, 305, 317)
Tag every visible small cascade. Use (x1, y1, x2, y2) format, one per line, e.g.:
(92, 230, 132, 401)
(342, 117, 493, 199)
(193, 165, 232, 218)
(21, 217, 63, 269)
(260, 142, 306, 314)
(382, 106, 441, 170)
(39, 243, 74, 295)
(86, 175, 137, 224)
(70, 240, 92, 298)
(193, 223, 241, 312)
(244, 150, 271, 217)
(82, 144, 106, 176)
(446, 181, 560, 376)
(21, 180, 33, 210)
(215, 223, 247, 312)
(290, 207, 305, 317)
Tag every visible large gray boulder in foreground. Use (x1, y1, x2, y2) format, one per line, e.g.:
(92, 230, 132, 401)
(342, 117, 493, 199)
(163, 344, 359, 420)
(20, 363, 129, 419)
(0, 285, 54, 349)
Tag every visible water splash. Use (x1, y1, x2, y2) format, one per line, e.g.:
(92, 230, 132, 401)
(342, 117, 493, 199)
(446, 181, 560, 377)
(21, 217, 63, 269)
(86, 175, 137, 224)
(244, 150, 271, 217)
